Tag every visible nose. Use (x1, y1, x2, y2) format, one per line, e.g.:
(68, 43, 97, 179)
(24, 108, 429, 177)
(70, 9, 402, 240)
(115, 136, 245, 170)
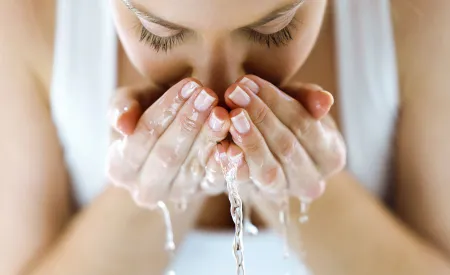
(191, 39, 245, 104)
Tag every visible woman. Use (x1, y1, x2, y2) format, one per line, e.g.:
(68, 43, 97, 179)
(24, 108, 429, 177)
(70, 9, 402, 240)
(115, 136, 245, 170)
(1, 0, 450, 274)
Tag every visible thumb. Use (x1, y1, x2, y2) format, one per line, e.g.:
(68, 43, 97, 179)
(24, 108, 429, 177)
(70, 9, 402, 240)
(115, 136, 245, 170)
(282, 83, 334, 120)
(108, 85, 162, 136)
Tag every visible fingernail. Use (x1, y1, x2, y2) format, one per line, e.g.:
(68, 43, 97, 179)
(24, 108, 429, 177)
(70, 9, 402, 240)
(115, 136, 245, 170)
(314, 90, 334, 114)
(209, 112, 224, 132)
(239, 77, 259, 94)
(181, 81, 200, 99)
(320, 90, 334, 106)
(306, 180, 326, 200)
(229, 86, 251, 107)
(194, 90, 215, 111)
(231, 111, 251, 134)
(109, 102, 130, 124)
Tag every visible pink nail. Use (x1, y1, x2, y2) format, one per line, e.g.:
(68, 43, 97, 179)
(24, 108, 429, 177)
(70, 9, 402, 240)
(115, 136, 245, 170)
(181, 81, 200, 99)
(194, 90, 215, 111)
(209, 112, 224, 132)
(239, 77, 259, 94)
(229, 86, 251, 107)
(231, 111, 251, 134)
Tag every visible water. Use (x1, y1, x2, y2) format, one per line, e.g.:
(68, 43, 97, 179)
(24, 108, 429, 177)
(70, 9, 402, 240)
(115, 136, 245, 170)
(218, 152, 246, 275)
(279, 196, 291, 259)
(243, 200, 259, 236)
(156, 201, 177, 275)
(298, 199, 311, 224)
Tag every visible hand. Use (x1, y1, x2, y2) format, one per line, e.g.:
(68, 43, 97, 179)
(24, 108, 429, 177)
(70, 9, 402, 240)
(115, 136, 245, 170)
(105, 79, 231, 209)
(223, 75, 346, 202)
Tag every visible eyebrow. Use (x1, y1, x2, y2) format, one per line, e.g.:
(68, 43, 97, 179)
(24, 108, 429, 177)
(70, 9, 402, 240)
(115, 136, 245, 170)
(122, 0, 305, 31)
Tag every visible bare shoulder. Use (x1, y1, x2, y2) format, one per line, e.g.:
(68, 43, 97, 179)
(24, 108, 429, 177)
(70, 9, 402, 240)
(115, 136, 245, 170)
(0, 0, 55, 91)
(391, 0, 450, 100)
(391, 0, 450, 255)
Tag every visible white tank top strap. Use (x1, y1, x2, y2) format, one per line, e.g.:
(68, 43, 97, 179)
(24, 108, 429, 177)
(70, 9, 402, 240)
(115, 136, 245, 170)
(333, 0, 400, 198)
(50, 0, 117, 206)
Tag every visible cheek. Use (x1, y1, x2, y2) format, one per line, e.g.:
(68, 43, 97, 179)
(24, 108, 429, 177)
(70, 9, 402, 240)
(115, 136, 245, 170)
(244, 5, 326, 85)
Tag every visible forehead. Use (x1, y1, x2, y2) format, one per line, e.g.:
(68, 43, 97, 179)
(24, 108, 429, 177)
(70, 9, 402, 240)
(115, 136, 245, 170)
(133, 0, 295, 30)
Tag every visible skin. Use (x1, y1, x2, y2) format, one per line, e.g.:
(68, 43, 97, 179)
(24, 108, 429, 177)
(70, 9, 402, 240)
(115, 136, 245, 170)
(1, 0, 450, 275)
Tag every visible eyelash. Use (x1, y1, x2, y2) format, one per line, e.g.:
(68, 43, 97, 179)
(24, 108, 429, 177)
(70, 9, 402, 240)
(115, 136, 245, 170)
(138, 26, 185, 53)
(246, 19, 298, 48)
(137, 18, 298, 52)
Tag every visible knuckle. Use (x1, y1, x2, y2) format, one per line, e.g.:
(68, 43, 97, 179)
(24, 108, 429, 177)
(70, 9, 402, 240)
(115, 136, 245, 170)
(201, 129, 221, 145)
(154, 145, 183, 168)
(276, 134, 299, 162)
(141, 117, 163, 137)
(291, 118, 315, 139)
(186, 157, 205, 180)
(257, 166, 285, 191)
(252, 105, 270, 126)
(238, 136, 263, 154)
(179, 113, 201, 134)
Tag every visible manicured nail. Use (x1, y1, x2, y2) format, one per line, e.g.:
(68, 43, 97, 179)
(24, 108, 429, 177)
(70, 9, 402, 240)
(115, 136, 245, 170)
(209, 112, 224, 132)
(231, 111, 251, 134)
(229, 86, 251, 107)
(239, 77, 259, 94)
(194, 90, 215, 111)
(181, 81, 200, 99)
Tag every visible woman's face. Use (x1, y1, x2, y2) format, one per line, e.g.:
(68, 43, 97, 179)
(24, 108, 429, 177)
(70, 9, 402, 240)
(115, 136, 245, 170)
(111, 0, 327, 95)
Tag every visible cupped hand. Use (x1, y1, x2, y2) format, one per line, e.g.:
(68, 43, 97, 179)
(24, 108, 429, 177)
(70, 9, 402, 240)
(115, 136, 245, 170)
(105, 79, 231, 209)
(223, 75, 347, 203)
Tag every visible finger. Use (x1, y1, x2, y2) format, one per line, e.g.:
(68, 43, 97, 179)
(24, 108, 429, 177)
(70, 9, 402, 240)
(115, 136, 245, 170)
(282, 83, 334, 120)
(226, 78, 334, 120)
(225, 84, 324, 199)
(170, 107, 231, 202)
(201, 141, 230, 195)
(229, 109, 287, 199)
(201, 141, 250, 195)
(227, 142, 250, 185)
(136, 88, 218, 206)
(235, 75, 346, 177)
(106, 79, 201, 189)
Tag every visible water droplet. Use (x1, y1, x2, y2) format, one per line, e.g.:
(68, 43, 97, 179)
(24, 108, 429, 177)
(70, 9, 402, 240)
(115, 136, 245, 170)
(279, 196, 290, 260)
(298, 199, 311, 224)
(243, 202, 259, 236)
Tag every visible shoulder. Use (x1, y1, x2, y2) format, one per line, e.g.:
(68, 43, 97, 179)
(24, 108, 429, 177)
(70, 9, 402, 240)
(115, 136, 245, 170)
(391, 0, 450, 100)
(0, 0, 55, 92)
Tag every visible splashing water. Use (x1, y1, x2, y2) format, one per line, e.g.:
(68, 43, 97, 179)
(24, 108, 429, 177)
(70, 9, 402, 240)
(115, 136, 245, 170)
(218, 154, 246, 275)
(243, 200, 259, 236)
(156, 201, 177, 275)
(298, 199, 311, 224)
(279, 196, 291, 259)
